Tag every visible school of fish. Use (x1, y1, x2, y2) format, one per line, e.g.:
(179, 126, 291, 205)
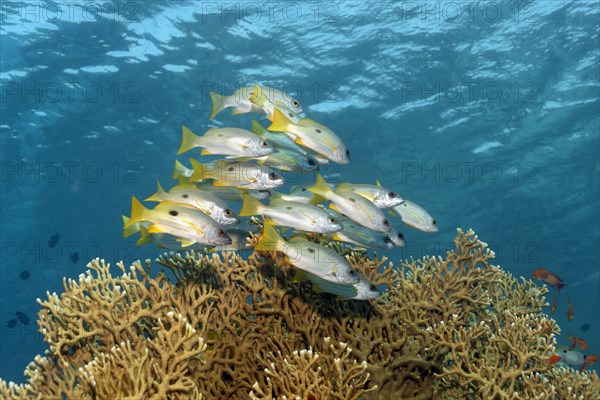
(123, 82, 439, 301)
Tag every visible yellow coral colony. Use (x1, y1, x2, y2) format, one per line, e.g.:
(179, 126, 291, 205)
(1, 230, 598, 399)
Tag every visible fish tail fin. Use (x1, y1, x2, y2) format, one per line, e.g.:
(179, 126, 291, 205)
(122, 215, 139, 238)
(136, 226, 153, 246)
(189, 159, 208, 182)
(125, 196, 148, 229)
(177, 125, 200, 155)
(267, 107, 290, 132)
(145, 179, 166, 202)
(209, 92, 227, 120)
(239, 192, 264, 217)
(251, 119, 268, 136)
(254, 218, 283, 252)
(308, 173, 333, 199)
(248, 83, 266, 107)
(172, 160, 190, 180)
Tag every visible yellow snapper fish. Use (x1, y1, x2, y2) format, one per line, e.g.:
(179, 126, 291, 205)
(189, 159, 285, 190)
(336, 181, 404, 208)
(209, 85, 303, 120)
(267, 108, 350, 164)
(326, 217, 395, 250)
(239, 193, 342, 234)
(390, 200, 438, 233)
(309, 174, 390, 233)
(251, 120, 305, 154)
(124, 197, 231, 247)
(254, 219, 359, 285)
(145, 180, 239, 226)
(295, 269, 381, 301)
(177, 125, 274, 158)
(247, 83, 303, 123)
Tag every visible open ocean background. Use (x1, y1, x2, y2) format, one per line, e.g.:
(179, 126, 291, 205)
(1, 0, 598, 382)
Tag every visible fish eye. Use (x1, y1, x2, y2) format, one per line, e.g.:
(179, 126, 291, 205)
(224, 209, 233, 217)
(315, 128, 322, 133)
(432, 219, 437, 225)
(349, 270, 356, 276)
(328, 217, 336, 223)
(307, 158, 315, 166)
(383, 235, 392, 243)
(218, 229, 227, 237)
(260, 140, 268, 148)
(369, 284, 377, 292)
(388, 192, 396, 198)
(397, 232, 404, 240)
(383, 219, 389, 226)
(268, 172, 280, 181)
(292, 100, 299, 106)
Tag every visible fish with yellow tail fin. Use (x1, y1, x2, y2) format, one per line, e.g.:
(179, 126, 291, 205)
(137, 225, 206, 251)
(336, 180, 404, 208)
(308, 174, 390, 233)
(189, 159, 285, 190)
(145, 180, 239, 226)
(254, 219, 359, 285)
(239, 192, 342, 233)
(172, 160, 193, 180)
(267, 107, 350, 164)
(121, 215, 149, 238)
(177, 125, 274, 158)
(124, 197, 231, 246)
(295, 269, 381, 301)
(193, 180, 271, 203)
(390, 200, 438, 232)
(325, 216, 394, 250)
(209, 85, 303, 119)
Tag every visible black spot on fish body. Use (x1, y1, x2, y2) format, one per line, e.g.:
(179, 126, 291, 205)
(301, 188, 307, 191)
(217, 133, 223, 137)
(7, 319, 17, 329)
(307, 248, 315, 254)
(182, 194, 189, 198)
(169, 210, 178, 216)
(580, 323, 591, 332)
(227, 166, 235, 172)
(349, 197, 356, 202)
(48, 233, 60, 248)
(19, 270, 31, 280)
(286, 206, 293, 210)
(315, 129, 321, 133)
(15, 312, 29, 325)
(70, 252, 80, 264)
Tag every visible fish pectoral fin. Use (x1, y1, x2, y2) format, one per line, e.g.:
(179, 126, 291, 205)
(201, 149, 213, 155)
(147, 225, 164, 234)
(329, 203, 340, 213)
(231, 108, 244, 115)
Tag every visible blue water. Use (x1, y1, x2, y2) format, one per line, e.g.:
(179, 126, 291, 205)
(1, 0, 598, 383)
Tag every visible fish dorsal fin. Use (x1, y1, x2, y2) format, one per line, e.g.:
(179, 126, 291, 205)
(376, 179, 382, 187)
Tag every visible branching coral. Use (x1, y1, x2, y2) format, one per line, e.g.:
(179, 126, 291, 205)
(1, 229, 598, 400)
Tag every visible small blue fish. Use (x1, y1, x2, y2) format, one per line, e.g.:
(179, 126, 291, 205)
(15, 311, 29, 325)
(70, 252, 80, 264)
(19, 270, 31, 280)
(48, 233, 60, 248)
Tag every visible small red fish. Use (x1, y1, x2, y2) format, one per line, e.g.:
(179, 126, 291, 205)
(551, 293, 557, 315)
(541, 322, 553, 336)
(579, 354, 597, 373)
(532, 268, 566, 292)
(567, 297, 574, 321)
(548, 354, 561, 366)
(568, 335, 589, 351)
